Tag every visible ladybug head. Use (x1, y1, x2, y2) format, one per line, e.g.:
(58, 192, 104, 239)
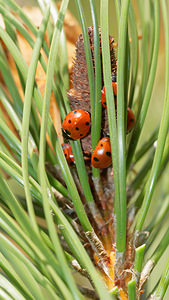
(62, 128, 74, 141)
(111, 73, 117, 82)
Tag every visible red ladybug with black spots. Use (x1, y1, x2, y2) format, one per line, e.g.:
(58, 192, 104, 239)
(91, 137, 112, 169)
(61, 143, 74, 166)
(62, 110, 91, 140)
(101, 74, 117, 109)
(127, 107, 135, 133)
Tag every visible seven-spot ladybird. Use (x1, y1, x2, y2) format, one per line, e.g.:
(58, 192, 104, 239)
(91, 137, 112, 169)
(100, 87, 107, 108)
(127, 107, 135, 133)
(62, 110, 91, 140)
(61, 143, 74, 166)
(101, 82, 117, 109)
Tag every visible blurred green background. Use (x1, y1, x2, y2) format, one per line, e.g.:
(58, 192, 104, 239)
(9, 0, 169, 299)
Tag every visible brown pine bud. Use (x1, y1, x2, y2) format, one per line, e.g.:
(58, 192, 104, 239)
(67, 26, 117, 153)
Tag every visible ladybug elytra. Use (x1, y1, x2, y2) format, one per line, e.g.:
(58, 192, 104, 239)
(127, 107, 135, 133)
(101, 82, 117, 109)
(62, 110, 91, 140)
(61, 143, 74, 166)
(91, 137, 112, 169)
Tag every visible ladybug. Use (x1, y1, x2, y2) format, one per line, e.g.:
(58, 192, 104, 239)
(62, 110, 91, 140)
(61, 143, 74, 166)
(101, 80, 117, 109)
(91, 137, 112, 169)
(127, 107, 135, 133)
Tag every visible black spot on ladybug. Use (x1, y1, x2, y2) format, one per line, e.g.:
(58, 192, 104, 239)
(130, 119, 134, 122)
(74, 111, 77, 114)
(68, 120, 71, 123)
(100, 144, 103, 147)
(94, 157, 99, 162)
(80, 133, 83, 137)
(70, 161, 74, 166)
(75, 127, 79, 130)
(86, 122, 89, 125)
(65, 129, 71, 135)
(104, 102, 106, 105)
(106, 152, 111, 157)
